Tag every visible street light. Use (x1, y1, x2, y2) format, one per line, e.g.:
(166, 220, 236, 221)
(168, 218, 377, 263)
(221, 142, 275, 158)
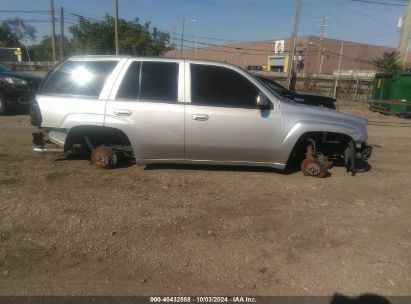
(309, 41, 324, 74)
(180, 18, 197, 58)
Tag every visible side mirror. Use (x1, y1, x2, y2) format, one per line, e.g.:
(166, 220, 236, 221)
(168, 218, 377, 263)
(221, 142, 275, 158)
(256, 93, 270, 108)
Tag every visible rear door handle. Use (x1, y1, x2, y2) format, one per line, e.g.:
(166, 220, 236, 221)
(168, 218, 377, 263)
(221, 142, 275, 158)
(192, 114, 209, 121)
(114, 109, 132, 116)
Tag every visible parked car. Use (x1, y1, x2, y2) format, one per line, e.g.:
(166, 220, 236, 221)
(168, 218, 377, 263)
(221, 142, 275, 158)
(31, 56, 372, 176)
(256, 76, 338, 110)
(246, 65, 263, 71)
(0, 63, 43, 114)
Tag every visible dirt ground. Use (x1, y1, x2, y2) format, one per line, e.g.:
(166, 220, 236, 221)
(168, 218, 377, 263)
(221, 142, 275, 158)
(0, 101, 410, 297)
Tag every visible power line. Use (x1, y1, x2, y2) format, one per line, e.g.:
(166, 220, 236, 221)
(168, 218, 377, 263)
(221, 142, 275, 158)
(67, 12, 103, 22)
(0, 19, 51, 22)
(331, 0, 397, 26)
(0, 10, 50, 13)
(64, 13, 394, 63)
(351, 0, 406, 6)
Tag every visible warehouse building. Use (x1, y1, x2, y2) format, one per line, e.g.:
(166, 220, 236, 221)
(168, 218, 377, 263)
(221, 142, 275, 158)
(165, 36, 401, 75)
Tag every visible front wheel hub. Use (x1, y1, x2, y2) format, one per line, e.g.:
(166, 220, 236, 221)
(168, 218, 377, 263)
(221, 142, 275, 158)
(300, 155, 328, 178)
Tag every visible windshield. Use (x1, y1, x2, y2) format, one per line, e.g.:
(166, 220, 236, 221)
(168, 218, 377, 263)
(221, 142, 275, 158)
(0, 64, 11, 72)
(256, 76, 293, 97)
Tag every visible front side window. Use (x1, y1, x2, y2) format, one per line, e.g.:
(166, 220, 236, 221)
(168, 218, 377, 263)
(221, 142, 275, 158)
(140, 61, 178, 102)
(191, 64, 259, 108)
(40, 60, 118, 97)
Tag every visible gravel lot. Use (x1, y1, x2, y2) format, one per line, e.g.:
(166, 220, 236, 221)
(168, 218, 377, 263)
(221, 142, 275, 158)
(0, 101, 410, 296)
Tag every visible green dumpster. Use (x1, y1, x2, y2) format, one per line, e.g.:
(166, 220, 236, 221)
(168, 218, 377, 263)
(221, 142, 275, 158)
(370, 72, 411, 117)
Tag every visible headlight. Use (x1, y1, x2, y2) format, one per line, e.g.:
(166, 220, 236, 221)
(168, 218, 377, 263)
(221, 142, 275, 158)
(4, 77, 28, 86)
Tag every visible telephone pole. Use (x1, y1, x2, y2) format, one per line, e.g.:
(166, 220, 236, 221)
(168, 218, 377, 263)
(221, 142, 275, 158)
(398, 0, 411, 70)
(114, 0, 119, 55)
(50, 0, 56, 62)
(317, 16, 329, 74)
(180, 17, 186, 58)
(59, 7, 64, 60)
(286, 0, 301, 90)
(172, 22, 177, 58)
(333, 41, 344, 99)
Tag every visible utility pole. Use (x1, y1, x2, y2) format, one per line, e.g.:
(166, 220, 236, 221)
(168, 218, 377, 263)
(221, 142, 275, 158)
(50, 0, 56, 62)
(317, 16, 329, 74)
(286, 0, 301, 90)
(114, 0, 119, 55)
(180, 17, 186, 58)
(59, 7, 64, 60)
(333, 41, 344, 99)
(172, 22, 177, 58)
(398, 0, 411, 70)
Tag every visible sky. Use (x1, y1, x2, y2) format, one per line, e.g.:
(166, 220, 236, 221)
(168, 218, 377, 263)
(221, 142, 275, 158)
(0, 0, 407, 49)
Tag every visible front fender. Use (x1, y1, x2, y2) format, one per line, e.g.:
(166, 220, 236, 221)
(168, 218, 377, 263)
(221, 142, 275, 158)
(283, 120, 363, 144)
(278, 120, 363, 165)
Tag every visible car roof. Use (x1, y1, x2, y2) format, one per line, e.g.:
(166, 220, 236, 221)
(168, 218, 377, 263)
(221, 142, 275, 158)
(66, 55, 243, 69)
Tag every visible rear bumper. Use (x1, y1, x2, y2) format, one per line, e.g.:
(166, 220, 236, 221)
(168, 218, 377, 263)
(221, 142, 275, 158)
(32, 131, 64, 153)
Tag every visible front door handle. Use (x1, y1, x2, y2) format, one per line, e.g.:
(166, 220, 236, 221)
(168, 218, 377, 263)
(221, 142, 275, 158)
(192, 114, 209, 121)
(114, 109, 132, 116)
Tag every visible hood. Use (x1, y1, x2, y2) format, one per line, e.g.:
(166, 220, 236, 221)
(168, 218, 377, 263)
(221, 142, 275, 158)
(294, 91, 336, 101)
(0, 71, 42, 82)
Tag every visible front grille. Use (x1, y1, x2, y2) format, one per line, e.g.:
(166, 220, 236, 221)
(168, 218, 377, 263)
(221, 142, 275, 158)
(29, 80, 41, 91)
(18, 95, 33, 103)
(14, 84, 32, 92)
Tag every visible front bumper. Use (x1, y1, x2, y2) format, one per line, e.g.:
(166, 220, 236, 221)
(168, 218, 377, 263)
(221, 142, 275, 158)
(345, 141, 372, 176)
(356, 142, 373, 161)
(3, 84, 36, 109)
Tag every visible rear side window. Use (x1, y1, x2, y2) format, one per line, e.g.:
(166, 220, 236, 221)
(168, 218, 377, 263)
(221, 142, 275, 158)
(140, 62, 178, 102)
(116, 61, 141, 99)
(191, 64, 259, 108)
(40, 60, 118, 97)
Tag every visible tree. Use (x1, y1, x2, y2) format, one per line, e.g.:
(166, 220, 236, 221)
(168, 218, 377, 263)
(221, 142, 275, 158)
(373, 51, 402, 73)
(4, 18, 36, 42)
(0, 19, 36, 61)
(69, 15, 171, 56)
(0, 23, 20, 47)
(31, 35, 72, 61)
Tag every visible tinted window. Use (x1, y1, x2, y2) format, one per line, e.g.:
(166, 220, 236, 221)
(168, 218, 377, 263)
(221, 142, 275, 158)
(191, 64, 259, 107)
(140, 62, 178, 102)
(116, 61, 141, 99)
(40, 60, 118, 97)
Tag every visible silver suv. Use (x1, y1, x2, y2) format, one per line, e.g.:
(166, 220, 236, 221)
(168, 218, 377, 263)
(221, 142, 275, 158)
(31, 56, 372, 176)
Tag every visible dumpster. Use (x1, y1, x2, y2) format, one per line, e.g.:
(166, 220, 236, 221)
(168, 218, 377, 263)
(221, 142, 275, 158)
(370, 72, 411, 117)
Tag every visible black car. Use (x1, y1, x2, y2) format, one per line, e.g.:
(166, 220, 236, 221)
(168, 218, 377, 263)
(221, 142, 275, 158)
(0, 64, 43, 114)
(256, 76, 337, 110)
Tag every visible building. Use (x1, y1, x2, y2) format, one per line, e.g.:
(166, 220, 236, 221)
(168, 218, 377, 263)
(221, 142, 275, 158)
(165, 36, 402, 75)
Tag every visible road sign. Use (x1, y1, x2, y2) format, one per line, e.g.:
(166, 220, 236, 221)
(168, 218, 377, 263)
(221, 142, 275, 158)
(274, 40, 284, 54)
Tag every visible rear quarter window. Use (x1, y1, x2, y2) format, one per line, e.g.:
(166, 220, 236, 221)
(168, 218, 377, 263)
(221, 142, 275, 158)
(39, 60, 118, 97)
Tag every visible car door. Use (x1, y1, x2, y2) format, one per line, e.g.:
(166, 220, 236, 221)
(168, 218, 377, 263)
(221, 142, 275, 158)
(185, 62, 283, 164)
(105, 59, 185, 161)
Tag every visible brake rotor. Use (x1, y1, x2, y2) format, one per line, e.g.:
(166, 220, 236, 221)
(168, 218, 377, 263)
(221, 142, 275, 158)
(91, 146, 118, 169)
(300, 156, 327, 178)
